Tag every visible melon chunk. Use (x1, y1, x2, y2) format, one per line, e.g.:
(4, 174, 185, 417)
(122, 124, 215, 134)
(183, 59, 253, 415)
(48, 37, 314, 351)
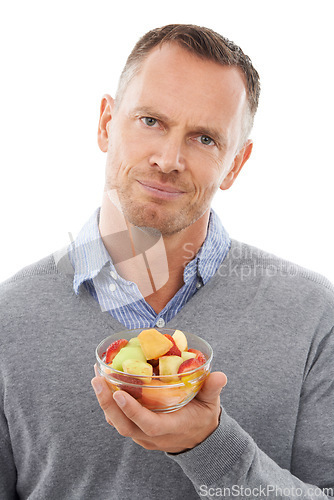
(172, 330, 188, 352)
(122, 359, 153, 383)
(111, 346, 146, 371)
(159, 355, 184, 376)
(128, 337, 141, 347)
(181, 351, 196, 361)
(138, 329, 173, 360)
(141, 380, 188, 410)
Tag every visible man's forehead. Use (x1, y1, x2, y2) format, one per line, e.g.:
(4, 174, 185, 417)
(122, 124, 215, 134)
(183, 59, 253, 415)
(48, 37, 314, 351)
(119, 44, 247, 140)
(140, 43, 246, 89)
(125, 44, 247, 111)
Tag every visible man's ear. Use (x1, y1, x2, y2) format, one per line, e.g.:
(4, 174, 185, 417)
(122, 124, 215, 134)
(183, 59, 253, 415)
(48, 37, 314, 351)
(97, 94, 115, 152)
(220, 140, 253, 190)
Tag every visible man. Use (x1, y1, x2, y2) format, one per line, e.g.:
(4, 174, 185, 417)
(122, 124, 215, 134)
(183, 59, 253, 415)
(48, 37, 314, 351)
(0, 24, 333, 499)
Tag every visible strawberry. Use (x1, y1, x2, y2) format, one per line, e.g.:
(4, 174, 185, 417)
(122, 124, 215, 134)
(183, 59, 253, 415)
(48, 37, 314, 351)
(164, 334, 174, 342)
(177, 357, 202, 374)
(188, 349, 206, 365)
(163, 334, 182, 357)
(105, 339, 128, 364)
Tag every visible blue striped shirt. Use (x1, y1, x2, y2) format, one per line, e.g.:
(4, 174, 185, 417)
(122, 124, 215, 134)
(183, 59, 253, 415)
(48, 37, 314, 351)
(69, 208, 230, 329)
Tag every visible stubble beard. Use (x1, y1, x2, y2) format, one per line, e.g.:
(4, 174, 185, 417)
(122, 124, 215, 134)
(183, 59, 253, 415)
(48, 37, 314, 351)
(115, 182, 207, 237)
(105, 155, 211, 236)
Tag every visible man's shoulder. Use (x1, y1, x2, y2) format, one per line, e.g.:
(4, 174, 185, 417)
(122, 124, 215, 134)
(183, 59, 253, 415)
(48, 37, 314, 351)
(1, 254, 57, 285)
(0, 247, 73, 297)
(221, 239, 334, 297)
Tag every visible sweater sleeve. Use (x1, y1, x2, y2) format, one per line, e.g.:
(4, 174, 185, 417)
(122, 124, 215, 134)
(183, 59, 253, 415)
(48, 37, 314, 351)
(0, 405, 18, 498)
(0, 322, 18, 499)
(167, 328, 334, 499)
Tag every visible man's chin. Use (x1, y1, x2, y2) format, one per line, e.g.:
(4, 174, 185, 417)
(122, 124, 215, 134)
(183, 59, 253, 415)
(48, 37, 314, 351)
(119, 194, 206, 237)
(128, 215, 178, 236)
(125, 210, 177, 236)
(127, 210, 203, 237)
(130, 224, 162, 238)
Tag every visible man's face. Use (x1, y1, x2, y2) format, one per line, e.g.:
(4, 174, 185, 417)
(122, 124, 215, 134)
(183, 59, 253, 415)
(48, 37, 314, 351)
(102, 43, 249, 236)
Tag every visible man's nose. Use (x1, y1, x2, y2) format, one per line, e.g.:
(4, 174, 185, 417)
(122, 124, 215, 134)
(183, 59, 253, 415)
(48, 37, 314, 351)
(149, 135, 186, 173)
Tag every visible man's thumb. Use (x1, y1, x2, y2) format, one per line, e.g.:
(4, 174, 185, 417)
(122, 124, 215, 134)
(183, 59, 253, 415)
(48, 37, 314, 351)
(196, 371, 227, 404)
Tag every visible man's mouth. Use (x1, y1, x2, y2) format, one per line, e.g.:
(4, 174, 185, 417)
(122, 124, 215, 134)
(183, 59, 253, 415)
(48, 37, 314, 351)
(137, 180, 186, 200)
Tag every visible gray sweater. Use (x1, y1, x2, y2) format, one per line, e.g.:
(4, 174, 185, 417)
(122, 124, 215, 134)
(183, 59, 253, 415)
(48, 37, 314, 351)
(0, 240, 333, 499)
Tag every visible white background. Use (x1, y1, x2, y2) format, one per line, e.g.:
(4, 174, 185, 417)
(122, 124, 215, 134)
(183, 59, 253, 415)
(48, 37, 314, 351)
(0, 0, 333, 283)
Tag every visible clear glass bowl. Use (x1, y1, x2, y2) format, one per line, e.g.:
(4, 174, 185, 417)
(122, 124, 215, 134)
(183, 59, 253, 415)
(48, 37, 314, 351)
(95, 328, 213, 413)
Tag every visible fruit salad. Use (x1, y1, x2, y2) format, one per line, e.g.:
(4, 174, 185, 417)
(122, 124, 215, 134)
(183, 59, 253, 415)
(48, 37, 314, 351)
(96, 328, 212, 412)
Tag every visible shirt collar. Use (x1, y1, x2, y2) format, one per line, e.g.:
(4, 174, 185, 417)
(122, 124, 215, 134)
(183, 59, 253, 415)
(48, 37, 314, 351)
(183, 209, 230, 285)
(70, 207, 230, 293)
(70, 208, 110, 294)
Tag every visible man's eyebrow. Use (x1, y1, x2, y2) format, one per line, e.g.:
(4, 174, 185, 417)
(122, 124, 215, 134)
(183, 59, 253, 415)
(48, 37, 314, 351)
(129, 106, 173, 124)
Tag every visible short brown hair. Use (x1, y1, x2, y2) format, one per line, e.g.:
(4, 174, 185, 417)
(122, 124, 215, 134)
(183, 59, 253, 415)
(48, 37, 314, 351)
(115, 24, 260, 144)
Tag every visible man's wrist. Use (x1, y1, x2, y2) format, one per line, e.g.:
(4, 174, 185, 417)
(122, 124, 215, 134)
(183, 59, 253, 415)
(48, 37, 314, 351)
(167, 406, 223, 456)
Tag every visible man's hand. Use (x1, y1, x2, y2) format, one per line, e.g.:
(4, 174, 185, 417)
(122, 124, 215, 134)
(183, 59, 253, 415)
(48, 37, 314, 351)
(91, 370, 227, 453)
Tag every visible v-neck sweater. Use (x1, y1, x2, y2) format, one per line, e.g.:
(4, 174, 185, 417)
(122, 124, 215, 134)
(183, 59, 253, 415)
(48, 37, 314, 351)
(0, 240, 333, 499)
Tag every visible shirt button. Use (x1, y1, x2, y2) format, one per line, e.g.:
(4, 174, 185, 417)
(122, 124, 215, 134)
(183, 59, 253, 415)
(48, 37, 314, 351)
(109, 283, 117, 292)
(110, 270, 117, 280)
(156, 318, 165, 328)
(196, 281, 202, 289)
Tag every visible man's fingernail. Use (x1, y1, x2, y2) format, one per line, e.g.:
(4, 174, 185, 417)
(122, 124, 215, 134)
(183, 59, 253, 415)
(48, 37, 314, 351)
(113, 391, 126, 407)
(91, 379, 103, 395)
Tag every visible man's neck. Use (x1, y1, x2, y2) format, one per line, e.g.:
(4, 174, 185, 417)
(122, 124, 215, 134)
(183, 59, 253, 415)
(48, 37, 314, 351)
(98, 196, 210, 313)
(144, 220, 208, 312)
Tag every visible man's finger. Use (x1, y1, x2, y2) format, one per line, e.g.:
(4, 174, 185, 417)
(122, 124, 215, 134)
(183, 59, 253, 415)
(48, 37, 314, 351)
(91, 376, 128, 421)
(195, 371, 227, 405)
(91, 376, 151, 437)
(113, 390, 164, 437)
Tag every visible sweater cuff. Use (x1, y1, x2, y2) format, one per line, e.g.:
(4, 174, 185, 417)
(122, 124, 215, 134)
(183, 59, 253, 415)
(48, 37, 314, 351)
(167, 408, 252, 485)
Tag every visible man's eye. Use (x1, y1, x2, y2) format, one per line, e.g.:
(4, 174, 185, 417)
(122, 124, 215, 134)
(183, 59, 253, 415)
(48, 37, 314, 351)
(197, 135, 215, 146)
(141, 117, 158, 127)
